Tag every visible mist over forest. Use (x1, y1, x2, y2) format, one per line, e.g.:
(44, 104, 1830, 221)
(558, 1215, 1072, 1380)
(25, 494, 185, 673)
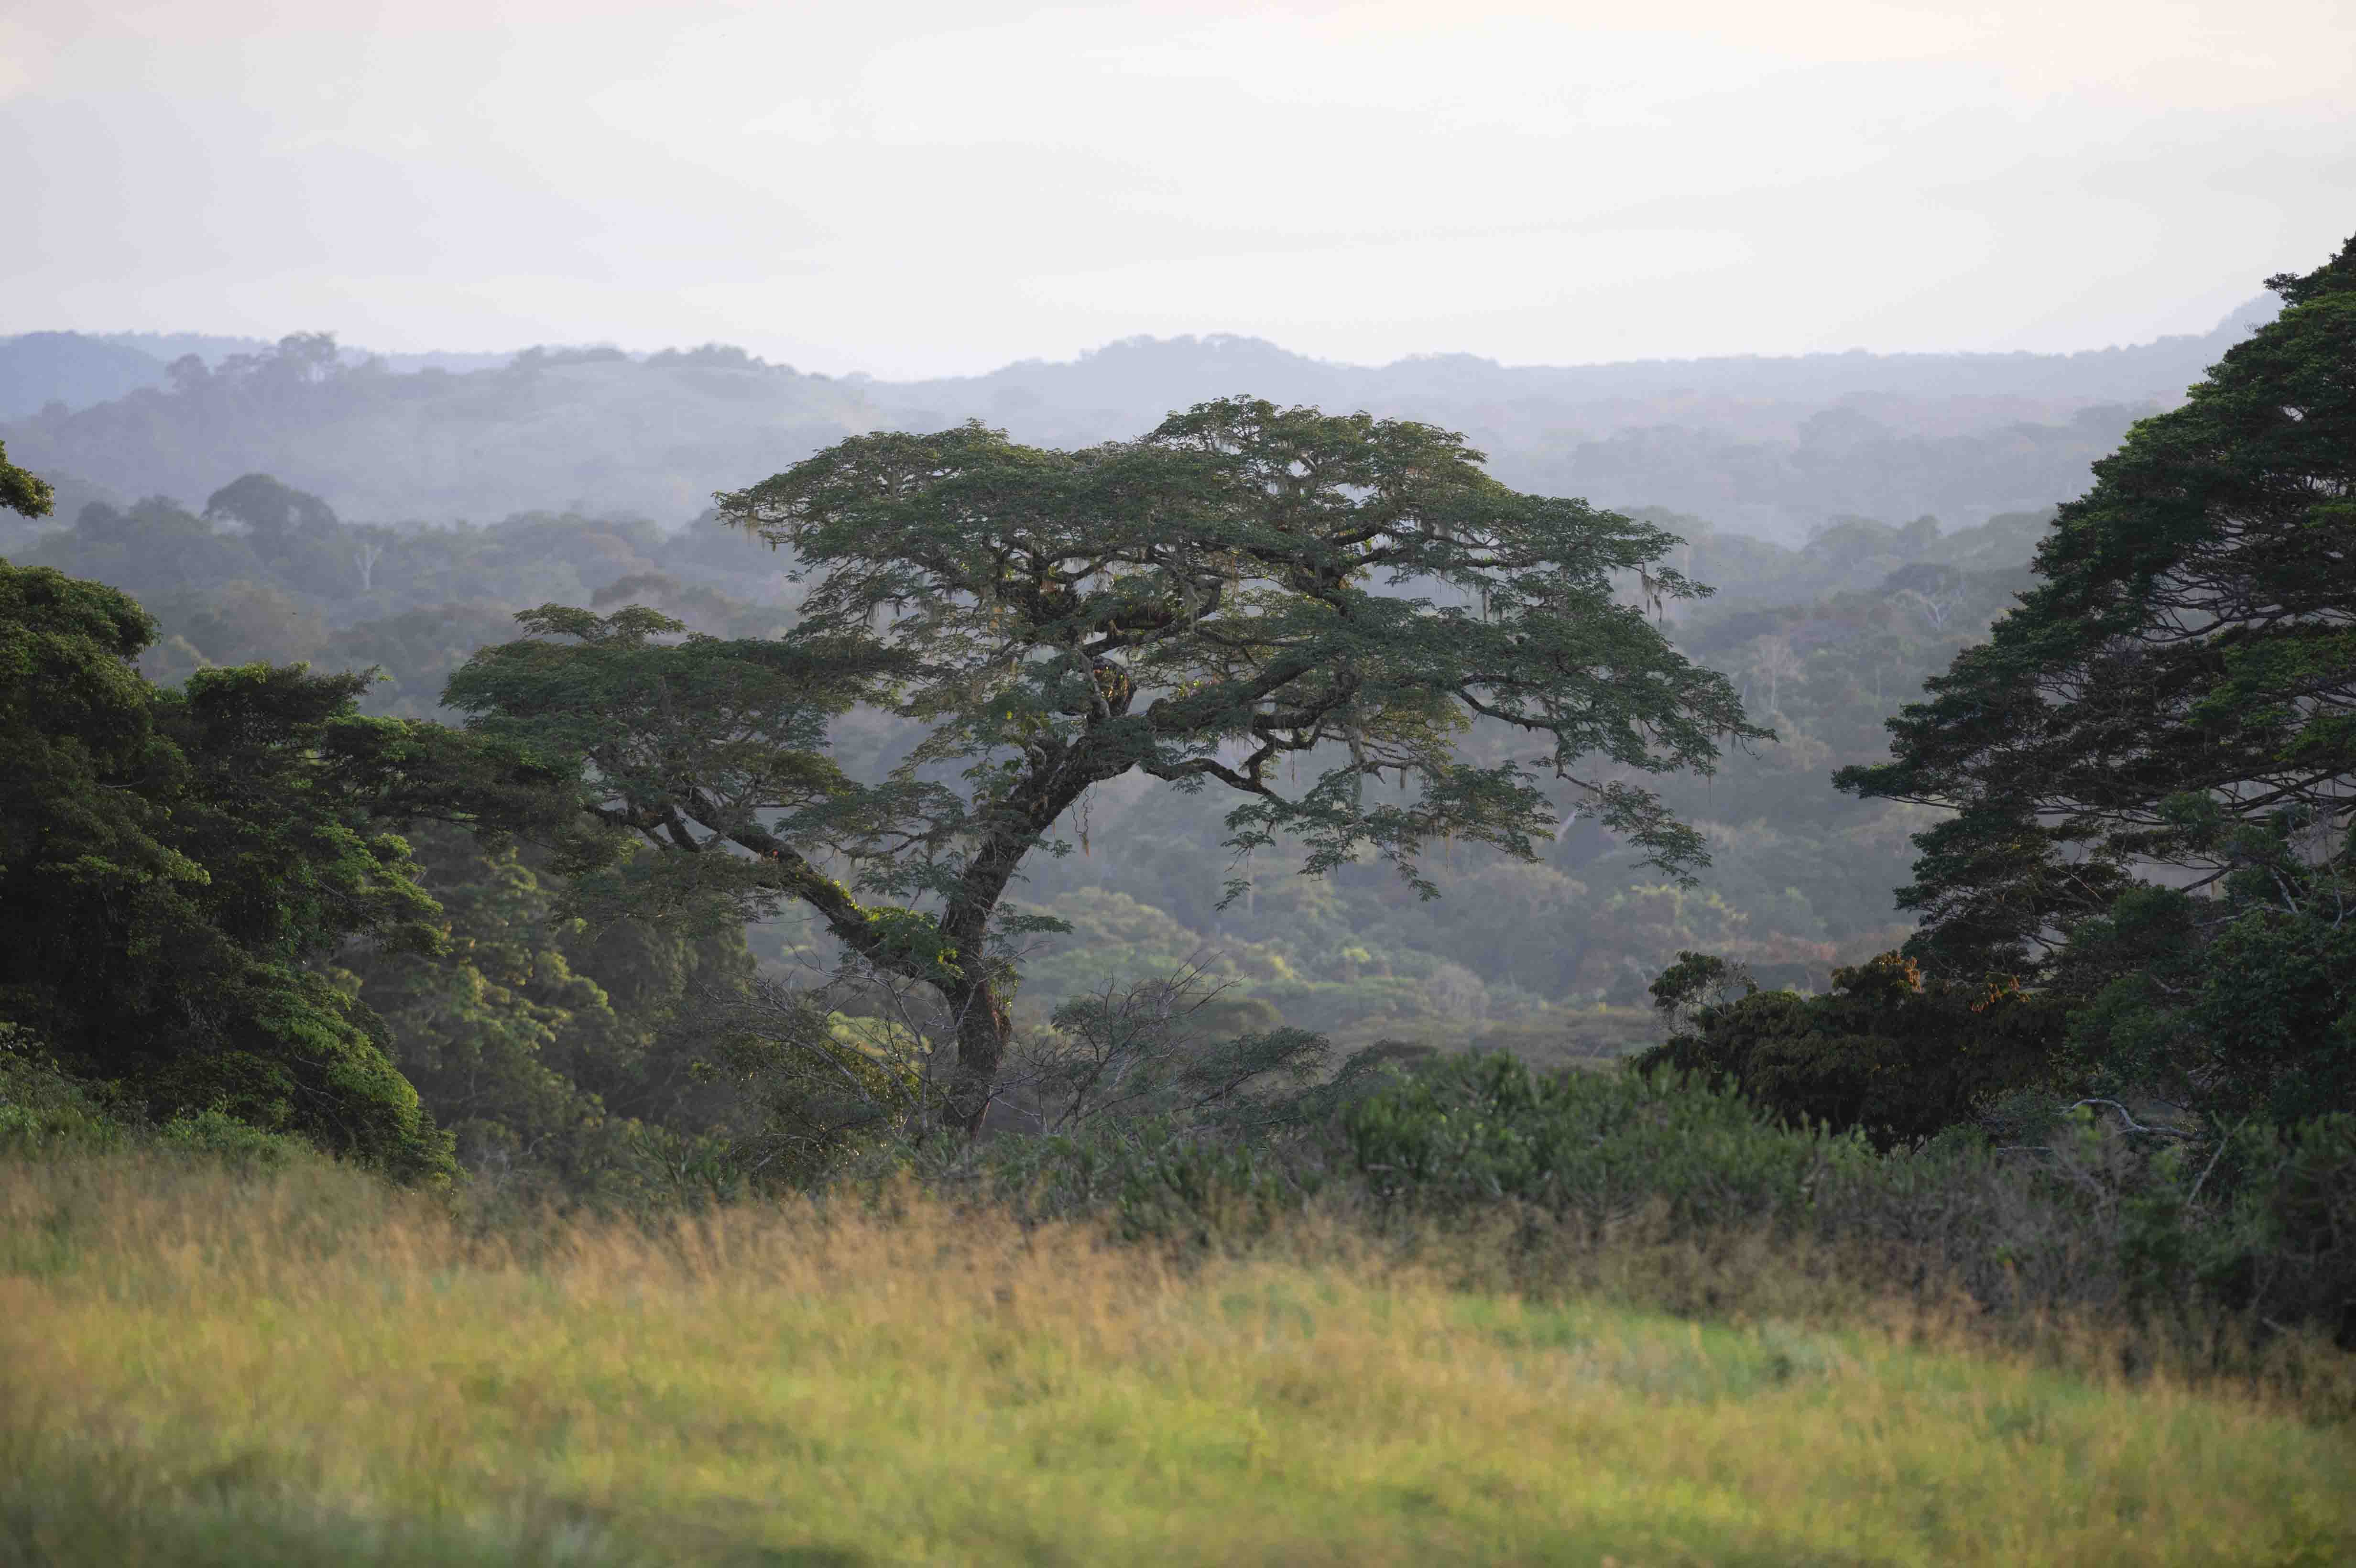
(0, 308, 2213, 1062)
(0, 294, 2269, 538)
(4, 240, 2349, 1320)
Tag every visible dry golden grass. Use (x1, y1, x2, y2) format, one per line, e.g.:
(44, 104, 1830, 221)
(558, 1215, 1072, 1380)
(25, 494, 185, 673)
(2, 1150, 2350, 1567)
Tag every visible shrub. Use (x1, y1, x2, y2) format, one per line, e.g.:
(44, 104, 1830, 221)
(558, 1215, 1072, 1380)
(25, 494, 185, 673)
(1636, 951, 2065, 1147)
(1342, 1051, 1876, 1230)
(2056, 843, 2356, 1126)
(2176, 1113, 2356, 1349)
(0, 1025, 125, 1157)
(945, 1116, 1312, 1245)
(1336, 1050, 2356, 1360)
(154, 1108, 306, 1170)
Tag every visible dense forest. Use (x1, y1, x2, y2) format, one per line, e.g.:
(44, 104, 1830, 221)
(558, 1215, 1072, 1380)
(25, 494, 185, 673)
(0, 445, 2047, 1050)
(2, 238, 2350, 1351)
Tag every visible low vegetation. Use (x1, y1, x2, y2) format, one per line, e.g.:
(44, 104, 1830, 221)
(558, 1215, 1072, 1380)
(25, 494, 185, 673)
(5, 1147, 2352, 1568)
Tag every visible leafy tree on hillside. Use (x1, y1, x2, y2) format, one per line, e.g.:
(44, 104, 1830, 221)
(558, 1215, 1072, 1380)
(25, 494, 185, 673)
(0, 557, 563, 1176)
(0, 437, 52, 519)
(24, 495, 272, 604)
(206, 471, 339, 539)
(1837, 238, 2355, 972)
(450, 398, 1762, 1126)
(335, 822, 760, 1189)
(204, 473, 384, 600)
(1837, 236, 2356, 1122)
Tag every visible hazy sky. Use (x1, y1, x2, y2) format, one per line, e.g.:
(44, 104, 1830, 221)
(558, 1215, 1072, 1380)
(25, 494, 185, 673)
(5, 0, 2350, 377)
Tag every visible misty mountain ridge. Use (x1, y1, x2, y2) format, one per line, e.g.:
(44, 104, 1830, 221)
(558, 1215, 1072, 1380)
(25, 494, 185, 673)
(7, 293, 2272, 411)
(0, 294, 2273, 544)
(879, 294, 2276, 432)
(0, 332, 530, 416)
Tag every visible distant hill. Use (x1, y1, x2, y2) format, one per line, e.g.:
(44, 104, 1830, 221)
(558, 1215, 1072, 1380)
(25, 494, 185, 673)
(871, 297, 2275, 445)
(81, 332, 519, 379)
(83, 332, 282, 369)
(0, 333, 171, 420)
(0, 341, 874, 530)
(0, 330, 578, 421)
(0, 299, 2273, 539)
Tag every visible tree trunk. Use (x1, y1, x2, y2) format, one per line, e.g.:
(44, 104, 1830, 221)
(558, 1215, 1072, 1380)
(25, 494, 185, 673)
(943, 977, 1013, 1133)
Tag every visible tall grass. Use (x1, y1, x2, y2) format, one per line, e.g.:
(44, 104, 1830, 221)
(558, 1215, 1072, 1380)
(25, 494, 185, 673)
(3, 1149, 2351, 1566)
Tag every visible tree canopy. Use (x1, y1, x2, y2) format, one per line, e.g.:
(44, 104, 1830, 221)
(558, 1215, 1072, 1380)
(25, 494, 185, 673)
(1837, 236, 2356, 975)
(0, 437, 52, 520)
(0, 556, 556, 1176)
(451, 398, 1761, 1125)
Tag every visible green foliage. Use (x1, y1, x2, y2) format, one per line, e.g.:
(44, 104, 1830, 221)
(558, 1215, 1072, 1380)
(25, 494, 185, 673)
(983, 498, 2042, 1030)
(726, 401, 1759, 896)
(953, 1116, 1312, 1245)
(136, 579, 329, 685)
(1011, 887, 1296, 1006)
(1636, 950, 2067, 1147)
(2069, 1111, 2356, 1348)
(4, 438, 2062, 1056)
(0, 1024, 125, 1157)
(0, 558, 464, 1178)
(339, 828, 623, 1165)
(1324, 1047, 2353, 1348)
(457, 399, 1760, 1123)
(203, 471, 339, 538)
(1839, 237, 2356, 977)
(2, 1022, 322, 1175)
(2055, 815, 2356, 1124)
(441, 601, 895, 925)
(16, 479, 789, 670)
(28, 355, 2317, 1256)
(22, 496, 273, 608)
(154, 1107, 306, 1169)
(0, 437, 52, 520)
(682, 977, 928, 1188)
(1004, 965, 1347, 1136)
(332, 820, 774, 1205)
(1342, 1052, 1876, 1226)
(2257, 1114, 2356, 1343)
(833, 964, 1393, 1239)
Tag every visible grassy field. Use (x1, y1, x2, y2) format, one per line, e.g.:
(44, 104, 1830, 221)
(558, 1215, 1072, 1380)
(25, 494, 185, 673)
(2, 1152, 2350, 1567)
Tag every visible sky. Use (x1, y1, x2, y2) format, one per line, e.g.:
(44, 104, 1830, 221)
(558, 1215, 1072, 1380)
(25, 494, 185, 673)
(4, 0, 2351, 378)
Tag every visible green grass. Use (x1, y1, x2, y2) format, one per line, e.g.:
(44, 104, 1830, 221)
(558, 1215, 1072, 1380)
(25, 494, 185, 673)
(3, 1150, 2351, 1566)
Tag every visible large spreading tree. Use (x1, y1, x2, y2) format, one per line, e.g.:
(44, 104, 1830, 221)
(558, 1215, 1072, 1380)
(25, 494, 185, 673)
(449, 398, 1762, 1128)
(1836, 238, 2356, 1122)
(1836, 236, 2356, 971)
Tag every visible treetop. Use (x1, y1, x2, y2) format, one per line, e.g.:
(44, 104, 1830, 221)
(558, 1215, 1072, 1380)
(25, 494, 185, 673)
(718, 397, 1763, 895)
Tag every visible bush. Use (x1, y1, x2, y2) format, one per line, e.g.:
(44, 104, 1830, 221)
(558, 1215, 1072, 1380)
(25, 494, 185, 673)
(155, 1108, 306, 1170)
(4, 1023, 319, 1176)
(2057, 852, 2356, 1126)
(1334, 1051, 2356, 1363)
(0, 1025, 125, 1157)
(942, 1116, 1312, 1245)
(2172, 1113, 2356, 1349)
(1342, 1051, 1876, 1230)
(1636, 951, 2065, 1147)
